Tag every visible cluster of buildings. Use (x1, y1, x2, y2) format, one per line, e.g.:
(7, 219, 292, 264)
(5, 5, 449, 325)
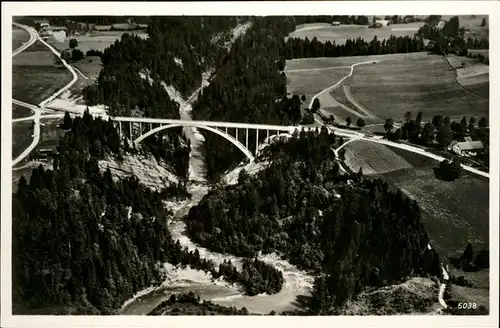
(35, 19, 147, 39)
(332, 19, 390, 27)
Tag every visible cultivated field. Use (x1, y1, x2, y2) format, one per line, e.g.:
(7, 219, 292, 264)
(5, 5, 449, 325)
(342, 140, 489, 260)
(286, 67, 350, 101)
(13, 50, 56, 67)
(46, 30, 148, 54)
(12, 103, 33, 119)
(286, 52, 423, 71)
(445, 55, 489, 99)
(342, 139, 436, 175)
(287, 22, 424, 44)
(12, 66, 72, 105)
(333, 53, 488, 122)
(12, 122, 33, 160)
(12, 40, 73, 105)
(12, 26, 30, 51)
(287, 52, 473, 123)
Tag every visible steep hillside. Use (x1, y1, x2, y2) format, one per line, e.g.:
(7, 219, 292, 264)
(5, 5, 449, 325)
(185, 129, 442, 314)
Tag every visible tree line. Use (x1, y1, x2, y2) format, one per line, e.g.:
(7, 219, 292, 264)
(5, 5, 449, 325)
(283, 35, 426, 59)
(12, 112, 282, 314)
(191, 17, 298, 180)
(417, 16, 489, 56)
(149, 292, 252, 315)
(185, 128, 442, 313)
(380, 111, 489, 168)
(83, 17, 242, 116)
(293, 15, 370, 26)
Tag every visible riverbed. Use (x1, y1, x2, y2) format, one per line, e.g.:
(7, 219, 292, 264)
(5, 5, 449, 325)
(119, 183, 314, 315)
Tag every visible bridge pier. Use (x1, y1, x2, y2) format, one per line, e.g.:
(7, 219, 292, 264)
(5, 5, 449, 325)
(245, 128, 249, 149)
(129, 122, 132, 141)
(118, 121, 122, 137)
(236, 128, 238, 142)
(255, 129, 259, 155)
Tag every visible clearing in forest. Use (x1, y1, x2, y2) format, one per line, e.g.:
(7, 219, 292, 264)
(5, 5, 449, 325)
(287, 22, 424, 44)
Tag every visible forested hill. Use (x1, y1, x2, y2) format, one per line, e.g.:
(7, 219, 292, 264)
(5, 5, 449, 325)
(185, 128, 442, 313)
(84, 17, 244, 117)
(12, 113, 283, 314)
(192, 17, 297, 180)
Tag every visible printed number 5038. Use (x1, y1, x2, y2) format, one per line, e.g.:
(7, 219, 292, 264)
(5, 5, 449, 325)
(458, 303, 477, 309)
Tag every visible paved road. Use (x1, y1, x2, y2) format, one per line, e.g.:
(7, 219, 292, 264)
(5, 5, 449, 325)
(308, 60, 382, 121)
(11, 25, 489, 179)
(12, 24, 37, 56)
(12, 23, 79, 167)
(306, 61, 489, 179)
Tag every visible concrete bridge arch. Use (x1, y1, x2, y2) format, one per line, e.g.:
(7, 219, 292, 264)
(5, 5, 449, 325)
(134, 123, 256, 161)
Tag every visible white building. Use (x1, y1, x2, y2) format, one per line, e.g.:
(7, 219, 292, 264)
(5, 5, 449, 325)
(375, 20, 390, 27)
(449, 137, 484, 156)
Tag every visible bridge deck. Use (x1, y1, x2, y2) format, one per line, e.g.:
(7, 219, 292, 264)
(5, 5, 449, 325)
(112, 117, 296, 132)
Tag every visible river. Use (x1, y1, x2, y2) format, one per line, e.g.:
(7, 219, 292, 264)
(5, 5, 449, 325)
(119, 183, 314, 315)
(119, 26, 314, 313)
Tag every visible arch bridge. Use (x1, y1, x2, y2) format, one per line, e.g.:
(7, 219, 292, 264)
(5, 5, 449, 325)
(111, 117, 325, 162)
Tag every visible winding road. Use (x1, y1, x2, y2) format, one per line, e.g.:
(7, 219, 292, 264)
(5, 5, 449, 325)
(12, 22, 78, 167)
(312, 61, 459, 311)
(10, 22, 474, 315)
(308, 61, 489, 179)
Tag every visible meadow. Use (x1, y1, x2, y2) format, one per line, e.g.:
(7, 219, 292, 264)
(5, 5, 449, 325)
(286, 52, 426, 71)
(12, 122, 33, 160)
(73, 56, 103, 80)
(12, 40, 72, 105)
(448, 57, 489, 100)
(336, 54, 488, 122)
(12, 66, 72, 105)
(12, 103, 33, 119)
(12, 26, 30, 51)
(46, 30, 148, 54)
(287, 22, 424, 44)
(342, 139, 489, 260)
(286, 53, 445, 123)
(286, 67, 350, 101)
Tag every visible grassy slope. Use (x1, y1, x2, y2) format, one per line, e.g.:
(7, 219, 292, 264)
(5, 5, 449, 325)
(286, 67, 350, 101)
(288, 53, 488, 124)
(345, 55, 488, 122)
(342, 140, 489, 259)
(12, 26, 30, 51)
(343, 140, 414, 175)
(287, 22, 424, 44)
